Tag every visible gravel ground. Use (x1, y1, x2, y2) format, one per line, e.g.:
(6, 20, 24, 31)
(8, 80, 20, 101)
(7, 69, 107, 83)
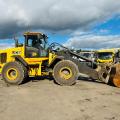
(0, 78, 120, 120)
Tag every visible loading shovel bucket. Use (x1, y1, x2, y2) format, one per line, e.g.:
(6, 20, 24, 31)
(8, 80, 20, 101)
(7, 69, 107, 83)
(110, 63, 120, 87)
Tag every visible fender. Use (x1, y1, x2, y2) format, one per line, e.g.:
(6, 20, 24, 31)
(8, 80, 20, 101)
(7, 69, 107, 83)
(48, 56, 64, 68)
(13, 55, 28, 67)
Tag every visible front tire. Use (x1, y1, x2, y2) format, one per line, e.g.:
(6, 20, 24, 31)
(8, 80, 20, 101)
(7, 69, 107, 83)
(53, 60, 79, 86)
(2, 61, 27, 85)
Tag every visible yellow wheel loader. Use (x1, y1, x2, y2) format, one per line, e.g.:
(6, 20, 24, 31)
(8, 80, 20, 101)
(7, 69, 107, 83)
(0, 32, 79, 86)
(0, 32, 120, 87)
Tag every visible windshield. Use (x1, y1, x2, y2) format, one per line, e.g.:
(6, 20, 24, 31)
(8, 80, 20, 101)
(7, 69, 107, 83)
(97, 52, 113, 60)
(27, 37, 48, 50)
(40, 38, 48, 50)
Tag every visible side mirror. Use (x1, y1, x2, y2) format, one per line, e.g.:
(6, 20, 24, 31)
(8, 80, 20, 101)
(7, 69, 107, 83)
(14, 37, 23, 47)
(14, 37, 19, 47)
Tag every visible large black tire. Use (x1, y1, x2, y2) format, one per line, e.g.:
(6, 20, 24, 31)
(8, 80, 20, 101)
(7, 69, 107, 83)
(2, 61, 28, 85)
(53, 60, 79, 86)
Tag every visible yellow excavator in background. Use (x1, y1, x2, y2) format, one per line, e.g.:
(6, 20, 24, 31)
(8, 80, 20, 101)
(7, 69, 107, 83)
(95, 49, 116, 63)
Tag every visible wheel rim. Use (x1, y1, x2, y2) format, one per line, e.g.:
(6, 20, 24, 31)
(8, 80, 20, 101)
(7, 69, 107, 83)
(59, 67, 72, 80)
(7, 68, 18, 80)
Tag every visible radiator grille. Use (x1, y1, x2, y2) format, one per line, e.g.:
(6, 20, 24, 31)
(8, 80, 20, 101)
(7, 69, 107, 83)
(0, 53, 7, 63)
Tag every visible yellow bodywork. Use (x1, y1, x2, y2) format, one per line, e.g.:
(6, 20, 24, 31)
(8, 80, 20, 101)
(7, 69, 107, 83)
(0, 46, 57, 77)
(96, 49, 116, 63)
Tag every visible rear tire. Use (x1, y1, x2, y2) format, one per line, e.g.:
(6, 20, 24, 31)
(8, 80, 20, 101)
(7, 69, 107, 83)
(53, 60, 79, 86)
(2, 61, 28, 85)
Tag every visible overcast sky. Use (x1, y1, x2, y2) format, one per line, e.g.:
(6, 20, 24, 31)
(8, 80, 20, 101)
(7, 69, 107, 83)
(0, 0, 120, 49)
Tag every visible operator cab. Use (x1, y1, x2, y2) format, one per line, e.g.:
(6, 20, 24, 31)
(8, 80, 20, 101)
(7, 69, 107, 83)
(24, 32, 48, 58)
(95, 49, 115, 63)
